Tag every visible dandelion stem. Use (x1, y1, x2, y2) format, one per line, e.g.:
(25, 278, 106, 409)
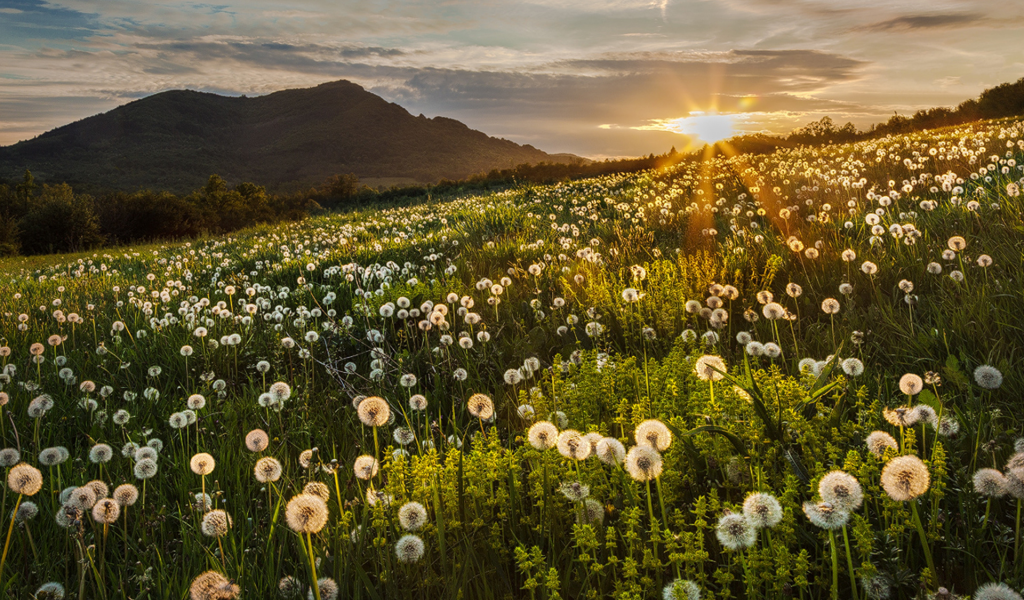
(307, 530, 322, 600)
(910, 500, 936, 587)
(0, 494, 22, 578)
(841, 524, 859, 600)
(828, 528, 839, 600)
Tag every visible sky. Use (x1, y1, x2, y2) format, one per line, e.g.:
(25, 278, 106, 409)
(0, 0, 1022, 158)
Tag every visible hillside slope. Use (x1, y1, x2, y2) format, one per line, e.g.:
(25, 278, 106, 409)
(0, 80, 576, 192)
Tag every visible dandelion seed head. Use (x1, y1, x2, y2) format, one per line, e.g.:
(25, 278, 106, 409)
(399, 501, 428, 531)
(189, 570, 240, 600)
(742, 492, 782, 529)
(190, 453, 216, 475)
(285, 494, 329, 534)
(624, 446, 663, 482)
(715, 513, 756, 550)
(113, 484, 139, 506)
(881, 455, 930, 501)
(467, 393, 495, 420)
(973, 582, 1022, 600)
(254, 457, 283, 483)
(353, 455, 379, 480)
(303, 482, 330, 502)
(694, 355, 726, 382)
(818, 470, 863, 511)
(635, 419, 672, 452)
(246, 429, 269, 452)
(395, 533, 425, 563)
(596, 437, 626, 465)
(974, 365, 1003, 389)
(201, 509, 233, 537)
(556, 430, 591, 461)
(8, 463, 42, 496)
(802, 501, 849, 530)
(357, 396, 390, 427)
(308, 578, 339, 600)
(558, 481, 590, 502)
(528, 421, 558, 450)
(663, 579, 701, 600)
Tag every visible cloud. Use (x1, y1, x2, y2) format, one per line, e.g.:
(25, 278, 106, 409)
(860, 13, 987, 32)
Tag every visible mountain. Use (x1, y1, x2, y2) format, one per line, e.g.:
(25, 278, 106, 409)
(0, 80, 580, 193)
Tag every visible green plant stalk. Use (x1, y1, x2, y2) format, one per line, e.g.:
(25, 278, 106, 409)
(307, 531, 322, 600)
(841, 524, 859, 600)
(0, 494, 22, 578)
(829, 529, 839, 600)
(911, 500, 936, 587)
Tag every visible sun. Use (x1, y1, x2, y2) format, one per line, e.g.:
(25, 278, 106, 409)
(670, 112, 735, 144)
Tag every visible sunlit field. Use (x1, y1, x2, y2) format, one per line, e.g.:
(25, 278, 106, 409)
(2, 118, 1024, 600)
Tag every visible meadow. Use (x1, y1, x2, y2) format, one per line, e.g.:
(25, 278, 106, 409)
(1, 117, 1024, 600)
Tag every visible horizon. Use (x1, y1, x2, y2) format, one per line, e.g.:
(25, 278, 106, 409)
(1, 0, 1023, 158)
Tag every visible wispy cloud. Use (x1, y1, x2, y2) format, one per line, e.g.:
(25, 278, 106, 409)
(0, 0, 1021, 154)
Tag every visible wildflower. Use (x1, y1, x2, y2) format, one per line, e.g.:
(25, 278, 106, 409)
(841, 358, 864, 377)
(467, 393, 495, 420)
(190, 453, 216, 475)
(399, 501, 428, 530)
(694, 355, 726, 381)
(245, 429, 269, 452)
(85, 480, 108, 499)
(279, 576, 303, 599)
(974, 365, 1003, 389)
(624, 446, 663, 482)
(861, 574, 892, 600)
(303, 482, 330, 502)
(820, 298, 840, 314)
(914, 405, 938, 428)
(269, 381, 292, 401)
(556, 430, 592, 460)
(353, 455, 379, 480)
(309, 578, 339, 600)
(973, 583, 1022, 600)
(596, 437, 626, 465)
(395, 534, 425, 563)
(528, 422, 558, 450)
(35, 583, 66, 600)
(285, 494, 329, 534)
(973, 469, 1008, 497)
(254, 457, 283, 483)
(802, 501, 849, 529)
(883, 407, 919, 427)
(937, 417, 960, 437)
(357, 396, 390, 427)
(622, 288, 642, 302)
(742, 492, 782, 529)
(635, 420, 672, 451)
(189, 570, 240, 600)
(715, 513, 756, 550)
(663, 579, 701, 600)
(187, 394, 206, 410)
(113, 484, 139, 506)
(134, 458, 158, 479)
(818, 471, 863, 511)
(135, 446, 158, 462)
(881, 455, 930, 501)
(201, 509, 233, 537)
(947, 236, 967, 251)
(393, 427, 416, 446)
(8, 464, 43, 495)
(89, 443, 113, 464)
(579, 498, 604, 525)
(558, 481, 590, 502)
(38, 447, 66, 466)
(409, 394, 428, 410)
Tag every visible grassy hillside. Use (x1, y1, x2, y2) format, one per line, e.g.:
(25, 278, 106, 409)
(0, 118, 1022, 599)
(0, 80, 576, 193)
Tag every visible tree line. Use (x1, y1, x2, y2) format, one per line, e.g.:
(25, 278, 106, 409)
(0, 173, 321, 256)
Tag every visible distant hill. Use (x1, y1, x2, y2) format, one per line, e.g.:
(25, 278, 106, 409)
(0, 80, 581, 193)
